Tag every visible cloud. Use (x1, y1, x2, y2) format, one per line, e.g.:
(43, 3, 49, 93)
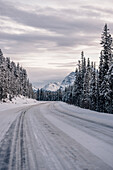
(0, 0, 113, 83)
(0, 0, 108, 49)
(81, 5, 113, 16)
(27, 67, 71, 83)
(0, 29, 99, 56)
(48, 62, 78, 68)
(0, 0, 105, 35)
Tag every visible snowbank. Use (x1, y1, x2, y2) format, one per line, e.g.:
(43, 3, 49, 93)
(0, 95, 37, 111)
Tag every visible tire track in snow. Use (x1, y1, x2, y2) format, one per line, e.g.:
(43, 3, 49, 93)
(53, 103, 113, 129)
(0, 119, 16, 169)
(0, 110, 27, 170)
(42, 103, 113, 169)
(0, 102, 112, 170)
(33, 103, 113, 170)
(50, 103, 113, 145)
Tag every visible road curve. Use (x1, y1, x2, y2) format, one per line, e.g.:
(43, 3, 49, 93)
(0, 101, 113, 170)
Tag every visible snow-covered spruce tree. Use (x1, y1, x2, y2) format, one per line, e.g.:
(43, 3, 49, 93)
(10, 61, 17, 97)
(72, 53, 87, 107)
(63, 85, 72, 103)
(98, 51, 104, 84)
(75, 60, 83, 106)
(57, 88, 62, 101)
(82, 58, 92, 109)
(39, 89, 44, 101)
(22, 68, 27, 96)
(98, 51, 105, 112)
(37, 89, 40, 100)
(101, 24, 112, 70)
(81, 51, 86, 79)
(16, 63, 21, 96)
(104, 63, 113, 113)
(99, 24, 113, 112)
(89, 63, 97, 110)
(80, 52, 86, 107)
(62, 87, 68, 102)
(72, 68, 78, 105)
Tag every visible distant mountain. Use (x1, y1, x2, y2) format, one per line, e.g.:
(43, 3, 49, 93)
(42, 82, 60, 92)
(42, 72, 76, 92)
(60, 72, 76, 90)
(32, 87, 38, 92)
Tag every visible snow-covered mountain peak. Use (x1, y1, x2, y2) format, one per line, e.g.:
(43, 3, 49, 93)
(42, 72, 76, 92)
(61, 72, 76, 87)
(42, 82, 60, 92)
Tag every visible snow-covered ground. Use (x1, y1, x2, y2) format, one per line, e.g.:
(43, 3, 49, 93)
(0, 95, 37, 111)
(0, 101, 113, 170)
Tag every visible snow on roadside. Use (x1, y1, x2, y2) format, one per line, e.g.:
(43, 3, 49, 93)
(0, 95, 37, 111)
(55, 102, 113, 127)
(44, 112, 113, 169)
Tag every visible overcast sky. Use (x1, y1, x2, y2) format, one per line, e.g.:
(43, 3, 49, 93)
(0, 0, 113, 87)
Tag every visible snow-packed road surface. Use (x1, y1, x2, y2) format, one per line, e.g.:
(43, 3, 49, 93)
(0, 101, 113, 170)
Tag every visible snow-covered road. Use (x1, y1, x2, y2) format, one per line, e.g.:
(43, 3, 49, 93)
(0, 101, 113, 170)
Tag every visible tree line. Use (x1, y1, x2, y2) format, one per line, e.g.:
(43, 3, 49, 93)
(0, 50, 34, 101)
(38, 24, 113, 114)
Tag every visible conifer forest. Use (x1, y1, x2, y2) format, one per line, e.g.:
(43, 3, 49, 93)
(0, 50, 34, 101)
(38, 24, 113, 114)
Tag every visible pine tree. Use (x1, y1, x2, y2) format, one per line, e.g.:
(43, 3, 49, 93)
(101, 24, 112, 75)
(82, 58, 92, 109)
(57, 88, 62, 101)
(98, 51, 104, 111)
(72, 68, 78, 105)
(80, 52, 86, 107)
(99, 24, 113, 112)
(104, 64, 113, 113)
(89, 63, 97, 110)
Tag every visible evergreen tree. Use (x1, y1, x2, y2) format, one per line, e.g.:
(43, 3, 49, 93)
(0, 49, 34, 101)
(89, 63, 97, 110)
(99, 24, 113, 112)
(72, 69, 78, 105)
(104, 64, 113, 113)
(100, 24, 112, 75)
(82, 58, 92, 109)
